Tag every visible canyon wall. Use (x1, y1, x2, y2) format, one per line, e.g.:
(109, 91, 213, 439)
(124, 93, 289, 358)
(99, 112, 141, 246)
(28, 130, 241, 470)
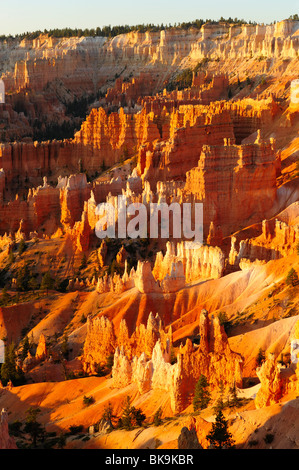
(2, 20, 299, 96)
(184, 137, 280, 238)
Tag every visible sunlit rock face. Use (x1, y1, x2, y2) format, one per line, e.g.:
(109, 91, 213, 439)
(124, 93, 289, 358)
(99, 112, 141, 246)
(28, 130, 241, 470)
(110, 309, 243, 413)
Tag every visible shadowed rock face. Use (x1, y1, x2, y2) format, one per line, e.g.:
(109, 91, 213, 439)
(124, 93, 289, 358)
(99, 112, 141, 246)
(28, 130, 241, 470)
(178, 426, 202, 449)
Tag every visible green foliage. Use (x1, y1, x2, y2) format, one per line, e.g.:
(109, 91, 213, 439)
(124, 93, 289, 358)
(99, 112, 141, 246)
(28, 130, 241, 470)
(0, 342, 26, 386)
(79, 253, 87, 270)
(193, 374, 211, 411)
(83, 395, 95, 406)
(108, 259, 123, 277)
(206, 410, 235, 449)
(213, 381, 226, 413)
(153, 407, 163, 426)
(69, 425, 84, 435)
(105, 353, 114, 372)
(227, 382, 239, 408)
(57, 432, 67, 449)
(55, 278, 69, 293)
(286, 268, 299, 287)
(65, 94, 96, 118)
(248, 439, 259, 446)
(256, 347, 265, 367)
(101, 401, 116, 427)
(118, 396, 146, 430)
(28, 276, 39, 292)
(7, 252, 15, 266)
(8, 420, 23, 437)
(0, 287, 10, 306)
(18, 238, 26, 256)
(264, 433, 274, 444)
(61, 334, 69, 360)
(32, 120, 78, 142)
(24, 407, 44, 447)
(16, 263, 31, 291)
(0, 17, 252, 44)
(166, 68, 193, 91)
(21, 336, 31, 360)
(40, 271, 55, 293)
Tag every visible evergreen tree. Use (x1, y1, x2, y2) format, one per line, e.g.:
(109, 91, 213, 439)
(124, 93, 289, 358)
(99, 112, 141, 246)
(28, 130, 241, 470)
(0, 287, 10, 305)
(130, 406, 146, 427)
(286, 268, 299, 287)
(40, 271, 55, 294)
(21, 336, 31, 360)
(28, 276, 39, 293)
(193, 374, 211, 411)
(153, 407, 163, 426)
(18, 238, 26, 256)
(119, 395, 146, 430)
(105, 353, 114, 372)
(61, 334, 69, 360)
(206, 410, 235, 449)
(79, 253, 87, 270)
(213, 381, 225, 413)
(24, 407, 44, 447)
(57, 432, 66, 449)
(101, 401, 116, 427)
(256, 347, 265, 367)
(0, 342, 25, 386)
(0, 343, 16, 385)
(121, 396, 133, 430)
(228, 382, 239, 407)
(16, 263, 30, 291)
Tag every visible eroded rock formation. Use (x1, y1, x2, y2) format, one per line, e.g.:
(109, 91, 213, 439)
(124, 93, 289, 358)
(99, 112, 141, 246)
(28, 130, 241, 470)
(0, 409, 17, 449)
(111, 309, 243, 413)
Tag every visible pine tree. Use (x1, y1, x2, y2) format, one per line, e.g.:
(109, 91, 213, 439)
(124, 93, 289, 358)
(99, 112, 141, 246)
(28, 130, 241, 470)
(101, 401, 116, 427)
(256, 347, 265, 367)
(228, 382, 239, 407)
(40, 271, 54, 294)
(18, 238, 26, 256)
(0, 343, 16, 385)
(286, 268, 299, 287)
(24, 407, 44, 447)
(121, 396, 133, 430)
(119, 395, 146, 430)
(0, 342, 25, 386)
(61, 334, 69, 360)
(206, 410, 235, 449)
(153, 407, 163, 426)
(193, 374, 211, 411)
(213, 381, 226, 413)
(21, 336, 31, 360)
